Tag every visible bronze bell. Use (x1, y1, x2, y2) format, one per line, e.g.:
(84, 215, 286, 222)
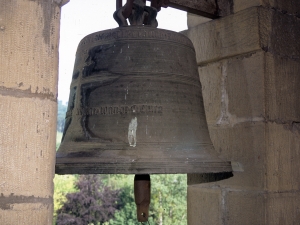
(56, 0, 232, 176)
(56, 24, 232, 175)
(56, 1, 232, 222)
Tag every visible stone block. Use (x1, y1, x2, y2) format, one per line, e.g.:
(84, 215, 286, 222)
(226, 53, 265, 121)
(186, 4, 300, 225)
(263, 0, 300, 16)
(198, 62, 223, 124)
(189, 123, 265, 190)
(259, 7, 300, 59)
(186, 7, 261, 64)
(0, 203, 52, 225)
(232, 0, 300, 15)
(225, 190, 265, 225)
(187, 185, 222, 225)
(265, 53, 300, 122)
(199, 51, 265, 125)
(187, 13, 211, 29)
(0, 0, 59, 97)
(188, 185, 266, 225)
(187, 7, 300, 65)
(197, 51, 267, 189)
(0, 96, 56, 197)
(233, 0, 262, 13)
(266, 123, 300, 192)
(208, 122, 266, 189)
(266, 191, 300, 225)
(187, 0, 300, 21)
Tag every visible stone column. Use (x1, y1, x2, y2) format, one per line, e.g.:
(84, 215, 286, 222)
(186, 1, 300, 224)
(0, 0, 66, 224)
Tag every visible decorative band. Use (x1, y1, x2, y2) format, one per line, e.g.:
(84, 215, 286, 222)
(78, 27, 193, 49)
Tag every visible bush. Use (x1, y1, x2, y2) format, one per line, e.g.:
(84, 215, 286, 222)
(56, 175, 121, 225)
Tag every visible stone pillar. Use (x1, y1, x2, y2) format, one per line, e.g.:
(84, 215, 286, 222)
(0, 0, 65, 224)
(186, 1, 300, 224)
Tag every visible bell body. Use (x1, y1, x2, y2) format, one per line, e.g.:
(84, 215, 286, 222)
(56, 26, 232, 174)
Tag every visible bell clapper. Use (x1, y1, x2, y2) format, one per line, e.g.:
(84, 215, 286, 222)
(134, 174, 151, 223)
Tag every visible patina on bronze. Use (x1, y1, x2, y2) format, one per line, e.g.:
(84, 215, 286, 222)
(56, 24, 232, 175)
(56, 0, 233, 173)
(56, 2, 232, 223)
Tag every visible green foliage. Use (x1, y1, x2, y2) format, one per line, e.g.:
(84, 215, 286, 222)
(97, 175, 137, 224)
(56, 175, 121, 225)
(104, 174, 187, 225)
(150, 174, 187, 225)
(53, 174, 77, 224)
(108, 186, 137, 225)
(54, 174, 187, 225)
(100, 174, 135, 189)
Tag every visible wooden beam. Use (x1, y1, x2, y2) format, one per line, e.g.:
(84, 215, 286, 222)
(168, 0, 218, 18)
(147, 0, 233, 18)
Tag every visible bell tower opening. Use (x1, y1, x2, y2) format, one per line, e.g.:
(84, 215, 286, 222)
(54, 1, 191, 224)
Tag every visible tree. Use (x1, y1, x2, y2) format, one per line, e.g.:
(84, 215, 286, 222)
(56, 175, 121, 225)
(150, 174, 187, 225)
(105, 174, 187, 225)
(108, 186, 137, 225)
(53, 174, 77, 224)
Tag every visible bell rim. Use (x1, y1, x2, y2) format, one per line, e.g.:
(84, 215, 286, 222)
(55, 161, 233, 175)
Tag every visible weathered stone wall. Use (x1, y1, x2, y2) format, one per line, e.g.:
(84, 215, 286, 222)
(188, 0, 300, 28)
(186, 3, 300, 225)
(0, 0, 62, 224)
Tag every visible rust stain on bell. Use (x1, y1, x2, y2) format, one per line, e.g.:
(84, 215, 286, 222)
(55, 25, 232, 175)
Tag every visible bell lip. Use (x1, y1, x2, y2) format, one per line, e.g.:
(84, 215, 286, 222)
(55, 146, 233, 175)
(55, 162, 233, 183)
(187, 172, 234, 184)
(55, 160, 232, 175)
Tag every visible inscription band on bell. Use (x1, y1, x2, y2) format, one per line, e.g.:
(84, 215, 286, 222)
(66, 105, 163, 117)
